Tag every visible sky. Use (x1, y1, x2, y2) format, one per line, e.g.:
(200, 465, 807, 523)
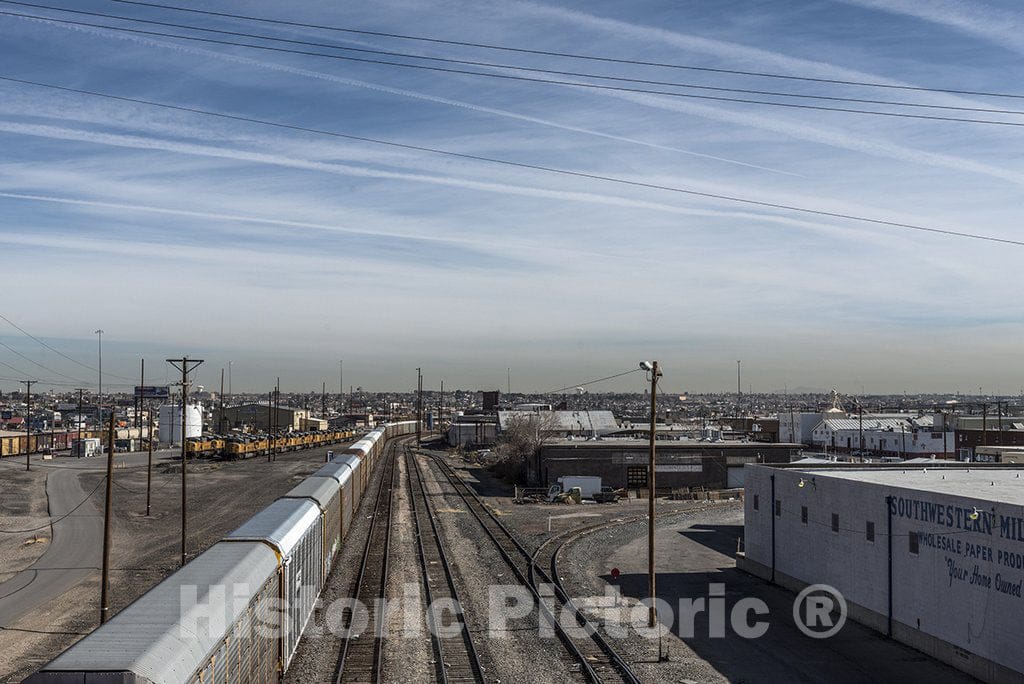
(1, 0, 1024, 395)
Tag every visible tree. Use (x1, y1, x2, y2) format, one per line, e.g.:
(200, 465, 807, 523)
(492, 411, 560, 483)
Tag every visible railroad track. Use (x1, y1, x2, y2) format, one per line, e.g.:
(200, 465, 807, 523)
(425, 453, 641, 684)
(334, 438, 403, 683)
(405, 448, 487, 684)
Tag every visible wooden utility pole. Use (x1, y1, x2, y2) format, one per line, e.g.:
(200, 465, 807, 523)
(416, 368, 423, 445)
(20, 380, 35, 470)
(100, 410, 115, 623)
(267, 391, 274, 462)
(166, 357, 204, 566)
(219, 368, 225, 434)
(75, 388, 86, 457)
(146, 393, 153, 517)
(321, 380, 326, 419)
(646, 361, 660, 630)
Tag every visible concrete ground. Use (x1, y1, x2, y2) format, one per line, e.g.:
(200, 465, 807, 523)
(592, 507, 977, 683)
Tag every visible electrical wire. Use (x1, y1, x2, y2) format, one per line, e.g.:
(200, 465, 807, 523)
(4, 1, 1023, 116)
(4, 9, 1024, 127)
(544, 368, 645, 395)
(0, 76, 1015, 246)
(0, 311, 136, 383)
(0, 338, 88, 384)
(2, 74, 1020, 249)
(102, 0, 1024, 101)
(0, 473, 106, 534)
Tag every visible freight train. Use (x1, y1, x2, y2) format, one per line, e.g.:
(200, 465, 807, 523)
(185, 428, 358, 459)
(27, 420, 419, 684)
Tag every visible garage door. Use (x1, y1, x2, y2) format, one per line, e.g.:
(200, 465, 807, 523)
(727, 466, 746, 488)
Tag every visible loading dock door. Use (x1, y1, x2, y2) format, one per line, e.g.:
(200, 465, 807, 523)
(727, 466, 745, 488)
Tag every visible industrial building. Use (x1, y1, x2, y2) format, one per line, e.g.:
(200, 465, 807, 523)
(219, 403, 312, 432)
(534, 439, 801, 490)
(497, 409, 619, 437)
(739, 463, 1024, 683)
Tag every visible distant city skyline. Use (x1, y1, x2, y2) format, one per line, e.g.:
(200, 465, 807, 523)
(2, 1, 1023, 394)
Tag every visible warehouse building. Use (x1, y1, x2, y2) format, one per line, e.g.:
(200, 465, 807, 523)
(534, 439, 801, 490)
(739, 463, 1024, 682)
(220, 404, 311, 432)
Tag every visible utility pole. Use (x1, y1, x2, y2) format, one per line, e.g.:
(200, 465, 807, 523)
(507, 367, 511, 396)
(100, 410, 115, 624)
(643, 361, 663, 638)
(275, 377, 280, 461)
(228, 360, 232, 401)
(267, 391, 274, 462)
(166, 357, 204, 566)
(20, 380, 34, 471)
(858, 402, 864, 453)
(219, 368, 225, 434)
(736, 360, 741, 409)
(439, 379, 444, 433)
(95, 330, 103, 423)
(416, 367, 422, 445)
(146, 391, 153, 516)
(339, 360, 344, 411)
(982, 402, 989, 447)
(321, 380, 326, 419)
(76, 388, 85, 457)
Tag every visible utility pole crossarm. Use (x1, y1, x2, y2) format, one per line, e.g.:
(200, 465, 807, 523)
(166, 357, 204, 566)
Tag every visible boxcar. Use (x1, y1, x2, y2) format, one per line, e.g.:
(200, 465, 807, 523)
(223, 499, 323, 671)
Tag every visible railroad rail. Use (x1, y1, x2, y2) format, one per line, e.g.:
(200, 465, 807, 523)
(334, 437, 403, 683)
(406, 448, 487, 683)
(426, 453, 641, 684)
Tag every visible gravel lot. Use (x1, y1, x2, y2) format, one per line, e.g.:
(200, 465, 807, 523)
(0, 462, 50, 584)
(2, 445, 349, 683)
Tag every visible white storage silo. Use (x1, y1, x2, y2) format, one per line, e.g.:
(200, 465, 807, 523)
(158, 402, 203, 444)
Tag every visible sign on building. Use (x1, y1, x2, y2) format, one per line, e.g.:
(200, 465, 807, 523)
(134, 386, 170, 400)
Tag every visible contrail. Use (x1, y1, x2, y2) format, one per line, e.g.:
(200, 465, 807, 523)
(0, 12, 801, 177)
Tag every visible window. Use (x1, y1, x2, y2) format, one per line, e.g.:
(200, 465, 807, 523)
(801, 505, 808, 524)
(753, 494, 759, 511)
(866, 521, 875, 542)
(831, 513, 839, 533)
(775, 500, 782, 517)
(909, 532, 919, 555)
(626, 466, 647, 488)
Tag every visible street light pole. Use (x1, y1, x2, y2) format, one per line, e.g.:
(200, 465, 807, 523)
(95, 330, 103, 426)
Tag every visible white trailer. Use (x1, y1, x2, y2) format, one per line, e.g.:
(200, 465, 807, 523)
(71, 437, 101, 458)
(554, 475, 602, 499)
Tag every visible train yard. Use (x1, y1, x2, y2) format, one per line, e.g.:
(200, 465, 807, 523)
(287, 435, 691, 684)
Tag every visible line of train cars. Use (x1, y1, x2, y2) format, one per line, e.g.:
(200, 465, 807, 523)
(28, 420, 418, 684)
(185, 429, 358, 459)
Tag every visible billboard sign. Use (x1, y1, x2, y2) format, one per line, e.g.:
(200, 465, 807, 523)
(134, 386, 170, 400)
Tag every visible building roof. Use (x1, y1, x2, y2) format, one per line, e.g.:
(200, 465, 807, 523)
(785, 465, 1024, 505)
(819, 417, 910, 432)
(497, 410, 619, 434)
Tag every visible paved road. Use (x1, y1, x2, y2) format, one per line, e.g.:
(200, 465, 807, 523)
(0, 451, 175, 628)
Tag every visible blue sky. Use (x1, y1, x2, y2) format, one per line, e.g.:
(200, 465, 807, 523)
(1, 0, 1023, 395)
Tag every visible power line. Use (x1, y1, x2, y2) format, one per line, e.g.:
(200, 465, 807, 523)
(1, 74, 1021, 248)
(102, 0, 1024, 101)
(0, 337, 88, 384)
(0, 311, 127, 382)
(544, 368, 644, 395)
(4, 1, 1024, 117)
(4, 9, 1024, 127)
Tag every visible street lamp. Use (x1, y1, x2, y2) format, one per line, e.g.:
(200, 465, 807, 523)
(640, 360, 663, 639)
(95, 328, 103, 407)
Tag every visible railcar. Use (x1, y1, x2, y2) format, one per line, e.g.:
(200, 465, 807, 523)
(26, 421, 417, 683)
